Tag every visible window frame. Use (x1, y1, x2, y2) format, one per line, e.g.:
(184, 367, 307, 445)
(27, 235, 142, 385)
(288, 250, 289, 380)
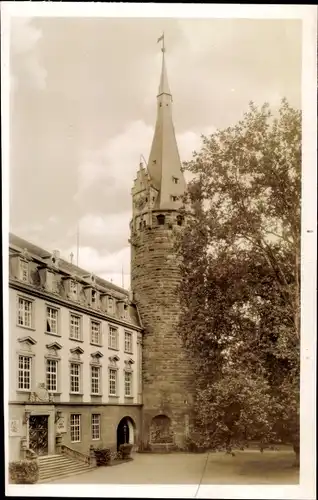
(91, 414, 101, 441)
(46, 358, 58, 393)
(18, 354, 32, 391)
(108, 325, 118, 350)
(124, 331, 133, 354)
(69, 313, 82, 341)
(69, 279, 78, 299)
(70, 414, 81, 443)
(20, 259, 29, 282)
(124, 370, 133, 397)
(17, 296, 33, 329)
(90, 319, 102, 346)
(90, 365, 101, 395)
(107, 297, 114, 314)
(108, 368, 117, 396)
(70, 362, 81, 394)
(46, 305, 59, 335)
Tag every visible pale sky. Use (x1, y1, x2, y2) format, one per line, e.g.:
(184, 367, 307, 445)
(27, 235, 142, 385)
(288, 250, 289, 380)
(9, 17, 301, 288)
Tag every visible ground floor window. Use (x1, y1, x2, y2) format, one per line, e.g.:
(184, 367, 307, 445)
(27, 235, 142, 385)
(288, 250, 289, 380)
(70, 414, 81, 442)
(91, 414, 101, 440)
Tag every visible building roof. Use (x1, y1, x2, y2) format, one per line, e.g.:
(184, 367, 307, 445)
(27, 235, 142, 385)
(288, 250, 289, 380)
(146, 46, 186, 210)
(9, 232, 129, 298)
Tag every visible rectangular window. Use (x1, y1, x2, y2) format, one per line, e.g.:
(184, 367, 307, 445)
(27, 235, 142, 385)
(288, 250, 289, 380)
(18, 355, 31, 390)
(91, 365, 101, 395)
(172, 176, 179, 184)
(124, 371, 132, 397)
(18, 297, 32, 328)
(70, 414, 81, 442)
(46, 306, 58, 334)
(109, 369, 117, 396)
(91, 321, 101, 345)
(46, 359, 57, 392)
(124, 331, 133, 353)
(70, 280, 78, 298)
(20, 260, 29, 282)
(70, 314, 81, 340)
(70, 363, 81, 393)
(91, 289, 97, 306)
(91, 414, 101, 440)
(171, 195, 178, 202)
(108, 297, 114, 313)
(108, 326, 118, 350)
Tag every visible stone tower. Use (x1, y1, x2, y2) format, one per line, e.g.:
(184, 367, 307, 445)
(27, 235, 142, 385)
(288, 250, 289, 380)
(130, 39, 193, 451)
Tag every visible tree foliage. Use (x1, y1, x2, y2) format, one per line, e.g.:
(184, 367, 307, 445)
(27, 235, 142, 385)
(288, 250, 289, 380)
(177, 99, 301, 458)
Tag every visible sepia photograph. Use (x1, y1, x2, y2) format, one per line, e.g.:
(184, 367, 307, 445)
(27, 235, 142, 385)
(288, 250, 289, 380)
(2, 3, 316, 498)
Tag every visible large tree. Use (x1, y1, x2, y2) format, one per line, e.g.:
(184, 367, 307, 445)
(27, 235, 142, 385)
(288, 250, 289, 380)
(177, 99, 301, 462)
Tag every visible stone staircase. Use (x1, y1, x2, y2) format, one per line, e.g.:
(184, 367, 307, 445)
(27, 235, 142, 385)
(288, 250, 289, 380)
(37, 454, 93, 483)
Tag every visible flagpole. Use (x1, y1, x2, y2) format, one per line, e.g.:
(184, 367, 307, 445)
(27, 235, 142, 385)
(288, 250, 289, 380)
(76, 223, 79, 267)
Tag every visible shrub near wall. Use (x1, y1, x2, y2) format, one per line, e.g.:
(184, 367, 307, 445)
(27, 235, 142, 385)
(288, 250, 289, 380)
(93, 448, 111, 466)
(9, 459, 39, 484)
(119, 444, 133, 459)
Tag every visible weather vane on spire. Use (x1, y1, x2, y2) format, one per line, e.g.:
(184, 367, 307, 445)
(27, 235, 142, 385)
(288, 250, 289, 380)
(157, 32, 165, 53)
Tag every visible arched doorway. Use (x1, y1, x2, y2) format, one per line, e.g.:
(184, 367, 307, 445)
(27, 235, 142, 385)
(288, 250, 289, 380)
(117, 417, 135, 451)
(149, 414, 174, 444)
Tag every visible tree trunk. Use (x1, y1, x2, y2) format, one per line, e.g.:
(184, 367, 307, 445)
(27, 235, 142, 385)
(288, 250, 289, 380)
(293, 444, 300, 467)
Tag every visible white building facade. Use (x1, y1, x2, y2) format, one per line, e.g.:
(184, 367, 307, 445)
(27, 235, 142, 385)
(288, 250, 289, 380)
(8, 234, 142, 462)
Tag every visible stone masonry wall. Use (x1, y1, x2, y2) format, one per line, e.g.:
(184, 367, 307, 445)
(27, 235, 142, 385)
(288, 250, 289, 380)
(57, 404, 142, 454)
(131, 217, 194, 450)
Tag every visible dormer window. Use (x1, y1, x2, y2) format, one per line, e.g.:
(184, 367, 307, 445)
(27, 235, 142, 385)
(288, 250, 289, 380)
(108, 297, 114, 314)
(20, 260, 29, 282)
(172, 177, 179, 184)
(91, 289, 97, 306)
(70, 280, 78, 298)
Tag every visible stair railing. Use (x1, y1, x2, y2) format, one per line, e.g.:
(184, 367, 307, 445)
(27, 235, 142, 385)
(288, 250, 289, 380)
(60, 445, 92, 466)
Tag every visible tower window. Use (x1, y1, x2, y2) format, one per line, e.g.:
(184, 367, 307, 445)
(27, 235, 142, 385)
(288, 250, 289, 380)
(177, 215, 184, 226)
(157, 214, 165, 225)
(172, 177, 179, 184)
(171, 195, 178, 202)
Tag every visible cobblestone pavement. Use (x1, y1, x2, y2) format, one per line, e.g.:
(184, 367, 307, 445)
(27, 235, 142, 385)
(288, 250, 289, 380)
(49, 450, 299, 485)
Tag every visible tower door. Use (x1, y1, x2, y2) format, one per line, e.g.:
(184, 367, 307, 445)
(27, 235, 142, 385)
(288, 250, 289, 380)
(29, 415, 49, 456)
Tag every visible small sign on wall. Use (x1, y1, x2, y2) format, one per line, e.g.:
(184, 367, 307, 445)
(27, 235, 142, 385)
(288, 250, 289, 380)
(56, 415, 67, 433)
(9, 419, 21, 436)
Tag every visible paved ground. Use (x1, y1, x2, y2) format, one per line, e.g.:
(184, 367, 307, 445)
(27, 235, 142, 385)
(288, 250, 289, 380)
(50, 449, 299, 485)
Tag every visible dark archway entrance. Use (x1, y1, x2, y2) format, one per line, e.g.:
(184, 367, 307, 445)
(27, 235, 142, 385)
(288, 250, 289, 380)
(117, 417, 135, 451)
(149, 414, 174, 444)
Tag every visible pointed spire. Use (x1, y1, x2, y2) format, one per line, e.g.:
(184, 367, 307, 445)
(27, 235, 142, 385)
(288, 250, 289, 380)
(146, 34, 186, 210)
(158, 34, 171, 97)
